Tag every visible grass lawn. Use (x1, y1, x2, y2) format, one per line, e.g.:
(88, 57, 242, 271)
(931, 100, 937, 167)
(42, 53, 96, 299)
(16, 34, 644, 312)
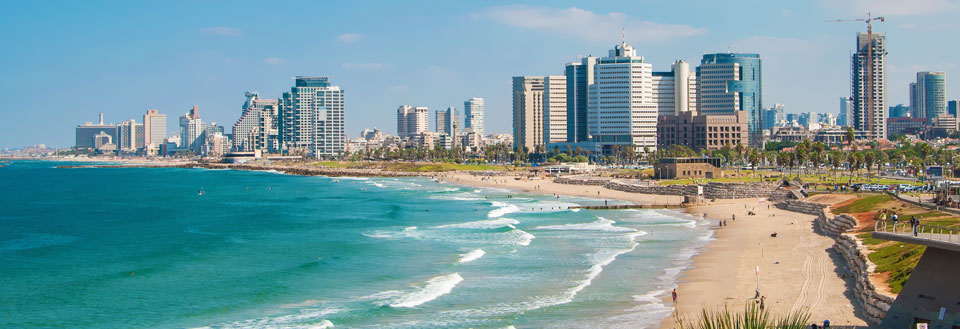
(832, 195, 894, 214)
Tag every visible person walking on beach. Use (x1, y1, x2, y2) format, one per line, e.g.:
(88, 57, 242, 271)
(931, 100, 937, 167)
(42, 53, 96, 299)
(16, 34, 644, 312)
(672, 288, 678, 303)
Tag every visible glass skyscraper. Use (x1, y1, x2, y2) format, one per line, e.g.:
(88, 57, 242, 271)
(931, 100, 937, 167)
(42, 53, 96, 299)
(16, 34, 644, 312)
(915, 71, 946, 123)
(697, 53, 762, 147)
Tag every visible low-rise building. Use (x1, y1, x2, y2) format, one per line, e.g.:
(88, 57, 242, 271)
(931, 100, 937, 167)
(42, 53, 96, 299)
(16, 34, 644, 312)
(657, 111, 748, 150)
(654, 157, 722, 179)
(887, 117, 927, 137)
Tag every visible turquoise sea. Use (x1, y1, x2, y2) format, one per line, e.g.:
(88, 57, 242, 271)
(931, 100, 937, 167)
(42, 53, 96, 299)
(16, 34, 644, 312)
(0, 160, 711, 328)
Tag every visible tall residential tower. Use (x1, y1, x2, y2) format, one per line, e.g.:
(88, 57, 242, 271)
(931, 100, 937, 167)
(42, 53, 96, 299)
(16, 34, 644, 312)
(851, 32, 887, 138)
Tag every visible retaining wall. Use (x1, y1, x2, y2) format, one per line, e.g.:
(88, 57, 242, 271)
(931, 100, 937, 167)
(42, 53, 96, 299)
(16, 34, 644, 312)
(775, 200, 895, 325)
(556, 177, 781, 200)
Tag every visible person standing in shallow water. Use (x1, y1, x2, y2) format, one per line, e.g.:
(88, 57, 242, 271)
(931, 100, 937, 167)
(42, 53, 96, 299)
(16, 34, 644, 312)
(672, 288, 678, 303)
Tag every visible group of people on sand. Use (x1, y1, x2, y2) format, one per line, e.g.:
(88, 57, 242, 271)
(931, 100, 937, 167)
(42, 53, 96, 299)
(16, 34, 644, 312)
(879, 209, 921, 236)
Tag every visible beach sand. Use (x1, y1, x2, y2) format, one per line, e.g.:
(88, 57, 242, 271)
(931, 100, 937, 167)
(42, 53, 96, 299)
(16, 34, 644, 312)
(444, 172, 868, 328)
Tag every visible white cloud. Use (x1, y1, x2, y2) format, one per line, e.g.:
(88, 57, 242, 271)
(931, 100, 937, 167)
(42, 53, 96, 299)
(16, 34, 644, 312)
(474, 5, 706, 42)
(342, 62, 391, 71)
(820, 0, 960, 16)
(263, 57, 286, 65)
(337, 33, 363, 43)
(201, 26, 242, 36)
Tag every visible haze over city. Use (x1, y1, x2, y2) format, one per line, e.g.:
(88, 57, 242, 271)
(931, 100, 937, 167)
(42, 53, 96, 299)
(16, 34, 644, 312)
(2, 0, 958, 149)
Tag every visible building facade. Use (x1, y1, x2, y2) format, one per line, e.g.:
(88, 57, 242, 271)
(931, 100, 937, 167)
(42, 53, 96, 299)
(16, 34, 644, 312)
(697, 53, 762, 146)
(512, 76, 545, 151)
(851, 32, 887, 139)
(762, 104, 785, 131)
(839, 97, 853, 127)
(142, 109, 166, 151)
(948, 100, 959, 117)
(564, 56, 597, 143)
(396, 105, 428, 139)
(657, 111, 749, 151)
(915, 71, 947, 124)
(887, 117, 926, 137)
(464, 97, 484, 137)
(438, 107, 459, 149)
(280, 76, 345, 158)
(543, 75, 567, 144)
(179, 106, 203, 153)
(889, 104, 911, 118)
(75, 113, 117, 149)
(587, 42, 657, 154)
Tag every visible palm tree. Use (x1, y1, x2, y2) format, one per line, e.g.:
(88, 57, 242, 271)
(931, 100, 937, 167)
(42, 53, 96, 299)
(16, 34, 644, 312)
(748, 148, 762, 179)
(845, 126, 856, 149)
(829, 150, 845, 185)
(864, 151, 877, 182)
(811, 142, 825, 177)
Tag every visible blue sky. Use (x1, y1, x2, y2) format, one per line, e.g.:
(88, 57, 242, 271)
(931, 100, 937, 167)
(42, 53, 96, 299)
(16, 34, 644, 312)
(1, 0, 958, 149)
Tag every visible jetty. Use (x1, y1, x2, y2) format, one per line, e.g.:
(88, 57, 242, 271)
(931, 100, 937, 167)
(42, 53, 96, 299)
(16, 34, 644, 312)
(569, 204, 684, 210)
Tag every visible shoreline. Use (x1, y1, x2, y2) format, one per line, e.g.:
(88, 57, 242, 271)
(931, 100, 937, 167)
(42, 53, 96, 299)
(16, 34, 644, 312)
(38, 159, 869, 327)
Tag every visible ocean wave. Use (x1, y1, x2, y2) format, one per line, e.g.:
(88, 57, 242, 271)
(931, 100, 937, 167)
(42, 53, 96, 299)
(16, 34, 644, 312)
(633, 289, 669, 304)
(0, 233, 79, 253)
(457, 249, 485, 264)
(487, 201, 520, 218)
(429, 193, 483, 201)
(534, 217, 637, 233)
(368, 182, 386, 188)
(208, 307, 342, 328)
(434, 218, 519, 230)
(374, 273, 464, 308)
(503, 229, 536, 246)
(336, 176, 369, 181)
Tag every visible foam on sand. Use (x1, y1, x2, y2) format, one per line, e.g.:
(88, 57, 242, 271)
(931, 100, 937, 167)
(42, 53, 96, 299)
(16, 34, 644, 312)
(457, 249, 486, 264)
(379, 273, 464, 308)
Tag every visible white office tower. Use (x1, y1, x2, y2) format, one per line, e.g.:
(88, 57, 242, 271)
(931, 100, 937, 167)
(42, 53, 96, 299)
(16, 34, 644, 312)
(233, 92, 279, 153)
(512, 76, 545, 151)
(142, 109, 166, 153)
(543, 76, 567, 144)
(179, 106, 204, 153)
(396, 105, 428, 139)
(588, 41, 657, 153)
(464, 97, 485, 137)
(653, 60, 698, 116)
(281, 76, 345, 158)
(851, 32, 887, 138)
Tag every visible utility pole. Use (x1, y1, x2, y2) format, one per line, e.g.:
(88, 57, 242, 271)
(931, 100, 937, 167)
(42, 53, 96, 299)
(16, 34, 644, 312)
(829, 13, 886, 138)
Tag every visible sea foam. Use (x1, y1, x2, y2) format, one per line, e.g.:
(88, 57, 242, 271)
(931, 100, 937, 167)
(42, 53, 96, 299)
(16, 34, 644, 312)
(378, 273, 464, 308)
(487, 201, 520, 218)
(434, 218, 519, 230)
(457, 249, 486, 264)
(534, 217, 637, 233)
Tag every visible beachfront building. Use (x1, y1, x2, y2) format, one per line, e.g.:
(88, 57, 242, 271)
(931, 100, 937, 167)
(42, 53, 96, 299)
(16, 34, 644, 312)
(654, 60, 698, 116)
(280, 76, 346, 158)
(914, 71, 947, 124)
(143, 109, 166, 154)
(93, 131, 115, 152)
(75, 113, 117, 149)
(396, 105, 428, 139)
(464, 97, 484, 137)
(233, 92, 280, 153)
(116, 119, 143, 153)
(587, 41, 658, 154)
(179, 106, 204, 153)
(543, 75, 567, 144)
(851, 32, 887, 139)
(653, 157, 722, 179)
(564, 56, 597, 143)
(657, 111, 749, 151)
(512, 76, 545, 152)
(697, 53, 762, 147)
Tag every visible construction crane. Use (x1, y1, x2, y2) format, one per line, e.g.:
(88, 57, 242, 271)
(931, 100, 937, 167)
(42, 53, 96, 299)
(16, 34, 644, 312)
(828, 13, 885, 136)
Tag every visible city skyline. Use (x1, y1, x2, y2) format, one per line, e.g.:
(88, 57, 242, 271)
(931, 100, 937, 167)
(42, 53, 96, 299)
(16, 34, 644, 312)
(3, 1, 960, 148)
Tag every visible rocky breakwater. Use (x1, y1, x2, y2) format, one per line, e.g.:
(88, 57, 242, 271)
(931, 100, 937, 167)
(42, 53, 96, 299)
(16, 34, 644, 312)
(703, 182, 779, 199)
(553, 176, 611, 186)
(775, 200, 894, 325)
(604, 181, 698, 196)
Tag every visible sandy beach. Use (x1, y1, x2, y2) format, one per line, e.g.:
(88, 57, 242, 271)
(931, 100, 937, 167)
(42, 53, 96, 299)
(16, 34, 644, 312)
(443, 172, 868, 328)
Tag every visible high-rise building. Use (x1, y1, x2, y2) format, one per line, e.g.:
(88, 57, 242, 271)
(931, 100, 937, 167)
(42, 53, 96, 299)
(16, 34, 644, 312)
(464, 97, 484, 137)
(179, 106, 203, 153)
(762, 104, 785, 130)
(280, 76, 345, 158)
(697, 53, 762, 146)
(233, 92, 279, 153)
(75, 113, 117, 148)
(587, 42, 657, 153)
(909, 82, 919, 118)
(512, 76, 545, 151)
(438, 107, 459, 149)
(396, 105, 428, 139)
(915, 71, 947, 123)
(543, 75, 567, 144)
(839, 97, 853, 127)
(889, 104, 911, 118)
(564, 56, 597, 143)
(948, 100, 959, 117)
(143, 109, 166, 151)
(654, 60, 698, 116)
(116, 119, 142, 152)
(851, 32, 887, 138)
